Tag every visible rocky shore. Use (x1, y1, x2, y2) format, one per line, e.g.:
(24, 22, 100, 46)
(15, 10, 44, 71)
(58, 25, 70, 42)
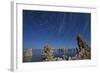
(23, 34, 91, 62)
(41, 34, 91, 61)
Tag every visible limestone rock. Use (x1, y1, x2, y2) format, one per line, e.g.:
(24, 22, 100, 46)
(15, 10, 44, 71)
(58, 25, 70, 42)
(42, 45, 55, 61)
(23, 48, 33, 62)
(76, 34, 91, 59)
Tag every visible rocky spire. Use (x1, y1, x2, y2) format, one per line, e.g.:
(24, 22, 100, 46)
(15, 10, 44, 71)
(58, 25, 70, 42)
(42, 45, 55, 61)
(77, 34, 87, 49)
(76, 34, 91, 59)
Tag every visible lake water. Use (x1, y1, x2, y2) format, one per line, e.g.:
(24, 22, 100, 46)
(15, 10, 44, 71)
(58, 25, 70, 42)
(32, 49, 78, 62)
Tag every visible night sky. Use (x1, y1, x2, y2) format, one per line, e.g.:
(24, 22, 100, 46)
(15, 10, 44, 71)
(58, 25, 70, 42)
(23, 10, 91, 49)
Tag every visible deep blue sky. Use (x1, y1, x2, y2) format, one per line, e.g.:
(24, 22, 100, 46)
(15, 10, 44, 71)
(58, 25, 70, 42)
(23, 10, 91, 49)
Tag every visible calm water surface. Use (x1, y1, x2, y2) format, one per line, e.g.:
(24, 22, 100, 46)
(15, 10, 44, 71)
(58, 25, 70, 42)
(32, 49, 77, 62)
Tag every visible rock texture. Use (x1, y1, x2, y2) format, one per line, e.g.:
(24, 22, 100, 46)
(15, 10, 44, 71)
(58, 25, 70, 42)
(23, 48, 33, 62)
(75, 34, 91, 59)
(23, 34, 91, 62)
(42, 45, 55, 61)
(41, 34, 91, 61)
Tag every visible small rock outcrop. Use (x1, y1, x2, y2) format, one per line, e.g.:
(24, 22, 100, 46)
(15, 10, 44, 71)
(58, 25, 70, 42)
(42, 45, 55, 61)
(76, 34, 91, 59)
(23, 48, 33, 62)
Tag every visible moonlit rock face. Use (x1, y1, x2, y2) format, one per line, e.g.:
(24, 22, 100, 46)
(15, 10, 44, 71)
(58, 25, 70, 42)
(76, 34, 91, 59)
(24, 48, 32, 57)
(42, 45, 55, 61)
(23, 48, 33, 62)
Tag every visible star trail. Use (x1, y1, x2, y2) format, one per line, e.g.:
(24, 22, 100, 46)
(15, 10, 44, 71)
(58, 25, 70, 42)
(23, 10, 91, 49)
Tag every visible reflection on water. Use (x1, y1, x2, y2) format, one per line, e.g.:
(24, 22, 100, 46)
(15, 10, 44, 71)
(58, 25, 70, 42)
(23, 34, 91, 62)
